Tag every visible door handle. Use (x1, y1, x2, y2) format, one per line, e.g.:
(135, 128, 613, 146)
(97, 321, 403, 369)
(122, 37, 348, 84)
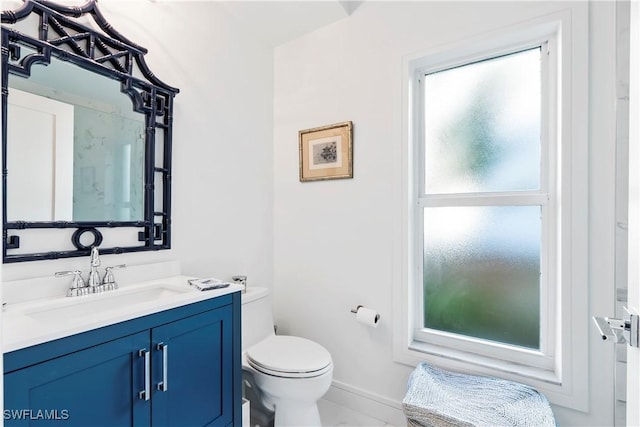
(156, 342, 168, 392)
(593, 307, 639, 347)
(138, 348, 151, 400)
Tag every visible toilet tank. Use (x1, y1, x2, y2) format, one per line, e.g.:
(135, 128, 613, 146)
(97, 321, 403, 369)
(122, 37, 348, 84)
(241, 287, 276, 350)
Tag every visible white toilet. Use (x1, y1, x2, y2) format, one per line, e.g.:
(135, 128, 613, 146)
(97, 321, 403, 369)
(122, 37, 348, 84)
(241, 287, 333, 427)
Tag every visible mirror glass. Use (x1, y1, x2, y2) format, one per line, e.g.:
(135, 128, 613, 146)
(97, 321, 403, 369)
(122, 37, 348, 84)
(7, 47, 145, 222)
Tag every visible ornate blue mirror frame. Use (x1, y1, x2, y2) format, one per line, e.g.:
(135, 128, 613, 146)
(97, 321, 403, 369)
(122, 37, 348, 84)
(1, 0, 179, 262)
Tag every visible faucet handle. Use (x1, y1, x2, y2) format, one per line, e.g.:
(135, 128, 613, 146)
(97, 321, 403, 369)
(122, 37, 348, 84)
(102, 264, 126, 291)
(55, 270, 89, 297)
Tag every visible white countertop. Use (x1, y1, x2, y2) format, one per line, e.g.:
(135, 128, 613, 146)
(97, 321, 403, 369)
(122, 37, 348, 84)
(2, 275, 243, 353)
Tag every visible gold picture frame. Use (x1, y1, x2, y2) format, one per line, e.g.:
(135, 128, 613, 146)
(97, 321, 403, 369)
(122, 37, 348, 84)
(299, 121, 353, 182)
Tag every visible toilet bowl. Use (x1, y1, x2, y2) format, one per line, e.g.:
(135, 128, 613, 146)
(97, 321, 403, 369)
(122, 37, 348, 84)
(241, 287, 333, 427)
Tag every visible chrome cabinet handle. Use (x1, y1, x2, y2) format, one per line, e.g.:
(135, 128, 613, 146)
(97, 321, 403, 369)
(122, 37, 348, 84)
(156, 342, 168, 392)
(138, 349, 150, 401)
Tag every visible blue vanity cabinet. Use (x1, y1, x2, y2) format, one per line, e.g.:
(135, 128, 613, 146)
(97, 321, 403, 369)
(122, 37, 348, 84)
(4, 292, 242, 427)
(151, 306, 234, 427)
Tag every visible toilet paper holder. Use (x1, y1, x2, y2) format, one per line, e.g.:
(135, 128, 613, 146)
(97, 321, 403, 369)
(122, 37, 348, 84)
(350, 305, 380, 323)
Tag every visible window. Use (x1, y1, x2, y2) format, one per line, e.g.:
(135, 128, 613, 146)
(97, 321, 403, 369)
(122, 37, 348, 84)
(414, 45, 555, 369)
(396, 8, 589, 410)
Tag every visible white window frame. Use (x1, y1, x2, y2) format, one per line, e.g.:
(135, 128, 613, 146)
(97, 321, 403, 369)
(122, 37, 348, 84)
(394, 7, 589, 411)
(414, 42, 556, 370)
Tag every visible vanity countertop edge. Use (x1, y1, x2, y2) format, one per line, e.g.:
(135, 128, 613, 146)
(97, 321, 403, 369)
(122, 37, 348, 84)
(2, 276, 243, 354)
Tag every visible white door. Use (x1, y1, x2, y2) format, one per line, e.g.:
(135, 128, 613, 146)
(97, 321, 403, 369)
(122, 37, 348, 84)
(627, 1, 640, 424)
(6, 88, 74, 221)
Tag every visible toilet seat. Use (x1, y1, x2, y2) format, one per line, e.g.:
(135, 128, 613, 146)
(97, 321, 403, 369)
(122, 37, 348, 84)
(246, 335, 332, 378)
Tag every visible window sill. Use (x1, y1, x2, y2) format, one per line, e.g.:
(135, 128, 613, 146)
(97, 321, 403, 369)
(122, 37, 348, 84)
(394, 340, 587, 412)
(404, 340, 561, 385)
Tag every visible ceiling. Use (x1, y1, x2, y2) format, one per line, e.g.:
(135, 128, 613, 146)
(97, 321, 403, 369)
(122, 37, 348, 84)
(215, 1, 363, 47)
(5, 0, 362, 48)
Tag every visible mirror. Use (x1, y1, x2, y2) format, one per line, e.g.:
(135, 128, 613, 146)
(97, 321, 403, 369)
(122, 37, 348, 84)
(2, 0, 179, 262)
(8, 51, 146, 222)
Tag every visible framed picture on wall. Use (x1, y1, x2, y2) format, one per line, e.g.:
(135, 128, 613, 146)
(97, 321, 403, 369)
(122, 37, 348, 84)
(299, 121, 353, 182)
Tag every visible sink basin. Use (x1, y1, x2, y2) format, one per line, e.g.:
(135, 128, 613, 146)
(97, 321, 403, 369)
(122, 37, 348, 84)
(26, 284, 190, 322)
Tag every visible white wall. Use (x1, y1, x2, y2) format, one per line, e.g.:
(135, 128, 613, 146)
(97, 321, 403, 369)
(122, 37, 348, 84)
(1, 1, 275, 289)
(273, 2, 618, 425)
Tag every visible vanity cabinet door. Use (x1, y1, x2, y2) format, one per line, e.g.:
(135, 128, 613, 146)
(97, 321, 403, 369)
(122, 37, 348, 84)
(150, 305, 234, 427)
(4, 331, 150, 427)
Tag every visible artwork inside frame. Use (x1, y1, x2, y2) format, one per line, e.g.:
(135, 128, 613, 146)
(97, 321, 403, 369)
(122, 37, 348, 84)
(299, 121, 353, 182)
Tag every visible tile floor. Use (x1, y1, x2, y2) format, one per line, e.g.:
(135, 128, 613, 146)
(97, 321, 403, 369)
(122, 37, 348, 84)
(318, 399, 399, 427)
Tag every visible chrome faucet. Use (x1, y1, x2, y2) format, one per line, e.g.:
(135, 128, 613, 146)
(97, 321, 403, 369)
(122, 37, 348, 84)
(55, 247, 126, 297)
(87, 246, 103, 292)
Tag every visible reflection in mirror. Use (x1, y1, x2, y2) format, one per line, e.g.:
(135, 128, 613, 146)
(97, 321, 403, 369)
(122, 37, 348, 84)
(7, 49, 145, 222)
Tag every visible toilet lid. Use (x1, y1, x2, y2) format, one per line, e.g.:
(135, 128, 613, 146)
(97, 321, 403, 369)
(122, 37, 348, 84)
(246, 335, 332, 378)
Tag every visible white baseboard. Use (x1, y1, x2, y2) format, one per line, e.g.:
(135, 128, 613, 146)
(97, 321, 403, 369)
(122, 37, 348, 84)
(323, 380, 407, 426)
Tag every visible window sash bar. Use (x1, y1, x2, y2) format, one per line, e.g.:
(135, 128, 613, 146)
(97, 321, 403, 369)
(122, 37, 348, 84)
(418, 192, 549, 207)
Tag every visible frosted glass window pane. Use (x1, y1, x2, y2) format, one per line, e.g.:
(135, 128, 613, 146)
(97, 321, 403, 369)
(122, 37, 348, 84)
(424, 48, 541, 194)
(423, 206, 541, 349)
